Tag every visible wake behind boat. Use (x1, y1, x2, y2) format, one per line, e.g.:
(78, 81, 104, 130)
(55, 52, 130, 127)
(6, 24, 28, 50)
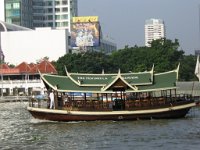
(27, 65, 196, 122)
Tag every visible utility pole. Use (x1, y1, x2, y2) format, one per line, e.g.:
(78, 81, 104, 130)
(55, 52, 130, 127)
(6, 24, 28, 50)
(0, 32, 3, 97)
(0, 32, 5, 97)
(199, 5, 200, 50)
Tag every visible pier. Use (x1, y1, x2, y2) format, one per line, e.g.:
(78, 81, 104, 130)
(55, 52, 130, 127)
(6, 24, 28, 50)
(0, 96, 30, 103)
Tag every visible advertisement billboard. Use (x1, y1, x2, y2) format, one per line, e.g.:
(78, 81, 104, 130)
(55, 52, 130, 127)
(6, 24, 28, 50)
(71, 16, 100, 48)
(72, 16, 98, 23)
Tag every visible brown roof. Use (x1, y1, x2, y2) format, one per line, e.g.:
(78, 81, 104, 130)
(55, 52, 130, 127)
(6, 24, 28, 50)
(29, 60, 57, 74)
(29, 63, 36, 68)
(0, 68, 20, 74)
(0, 60, 57, 75)
(0, 64, 20, 74)
(0, 64, 10, 69)
(15, 62, 31, 73)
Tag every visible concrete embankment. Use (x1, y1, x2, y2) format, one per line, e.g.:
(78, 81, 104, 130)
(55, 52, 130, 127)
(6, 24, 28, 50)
(0, 96, 30, 103)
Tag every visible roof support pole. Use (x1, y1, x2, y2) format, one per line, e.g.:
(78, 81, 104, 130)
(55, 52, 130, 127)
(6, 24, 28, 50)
(54, 90, 58, 109)
(170, 89, 172, 101)
(84, 93, 86, 108)
(175, 89, 177, 99)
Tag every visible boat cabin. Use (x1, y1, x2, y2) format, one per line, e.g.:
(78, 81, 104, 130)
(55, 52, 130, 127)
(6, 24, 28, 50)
(31, 64, 192, 111)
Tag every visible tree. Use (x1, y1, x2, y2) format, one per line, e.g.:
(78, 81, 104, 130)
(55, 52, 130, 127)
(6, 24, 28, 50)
(55, 38, 196, 81)
(179, 55, 197, 81)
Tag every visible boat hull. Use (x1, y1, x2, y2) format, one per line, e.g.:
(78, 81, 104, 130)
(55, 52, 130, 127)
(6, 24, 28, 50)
(27, 102, 196, 122)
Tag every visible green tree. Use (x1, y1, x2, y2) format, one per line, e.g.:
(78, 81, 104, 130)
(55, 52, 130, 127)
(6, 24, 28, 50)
(55, 38, 196, 81)
(179, 55, 197, 81)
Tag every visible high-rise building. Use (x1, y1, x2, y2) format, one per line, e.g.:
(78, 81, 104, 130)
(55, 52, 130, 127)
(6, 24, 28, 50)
(0, 0, 33, 28)
(0, 0, 78, 31)
(145, 18, 165, 47)
(0, 1, 116, 57)
(32, 0, 78, 31)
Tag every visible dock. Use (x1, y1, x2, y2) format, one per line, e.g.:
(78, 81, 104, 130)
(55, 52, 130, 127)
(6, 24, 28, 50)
(0, 96, 30, 103)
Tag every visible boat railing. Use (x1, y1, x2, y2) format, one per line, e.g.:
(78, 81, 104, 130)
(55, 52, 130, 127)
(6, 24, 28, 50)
(28, 94, 194, 111)
(65, 100, 113, 111)
(28, 97, 114, 111)
(28, 97, 49, 108)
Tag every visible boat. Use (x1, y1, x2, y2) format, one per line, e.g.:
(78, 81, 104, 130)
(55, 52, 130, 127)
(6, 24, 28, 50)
(27, 64, 196, 121)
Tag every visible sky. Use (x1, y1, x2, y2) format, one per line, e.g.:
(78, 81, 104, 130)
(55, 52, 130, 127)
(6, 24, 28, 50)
(78, 0, 200, 54)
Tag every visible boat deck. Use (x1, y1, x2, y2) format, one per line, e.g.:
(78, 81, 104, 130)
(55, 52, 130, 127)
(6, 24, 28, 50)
(28, 97, 195, 112)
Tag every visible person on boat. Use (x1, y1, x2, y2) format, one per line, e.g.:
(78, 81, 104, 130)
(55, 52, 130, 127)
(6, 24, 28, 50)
(49, 89, 55, 109)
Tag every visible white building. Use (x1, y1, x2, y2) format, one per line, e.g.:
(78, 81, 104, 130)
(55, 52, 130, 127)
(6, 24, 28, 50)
(145, 18, 165, 47)
(0, 24, 68, 64)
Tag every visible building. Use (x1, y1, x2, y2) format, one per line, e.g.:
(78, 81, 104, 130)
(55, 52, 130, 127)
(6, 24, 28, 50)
(0, 60, 57, 96)
(0, 2, 116, 62)
(0, 0, 33, 28)
(32, 0, 78, 31)
(0, 26, 69, 64)
(145, 18, 165, 47)
(195, 50, 200, 56)
(0, 0, 78, 30)
(0, 20, 32, 31)
(176, 82, 200, 98)
(84, 38, 117, 54)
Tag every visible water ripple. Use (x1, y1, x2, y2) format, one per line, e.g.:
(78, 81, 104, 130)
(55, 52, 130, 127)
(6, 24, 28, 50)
(0, 103, 200, 150)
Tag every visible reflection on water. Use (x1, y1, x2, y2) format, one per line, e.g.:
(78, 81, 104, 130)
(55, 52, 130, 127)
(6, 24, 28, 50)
(0, 102, 200, 150)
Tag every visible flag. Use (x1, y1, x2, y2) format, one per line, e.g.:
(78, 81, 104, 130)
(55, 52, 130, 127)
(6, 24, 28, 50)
(195, 55, 200, 81)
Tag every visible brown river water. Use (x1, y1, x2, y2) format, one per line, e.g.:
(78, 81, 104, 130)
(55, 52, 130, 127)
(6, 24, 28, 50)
(0, 102, 200, 150)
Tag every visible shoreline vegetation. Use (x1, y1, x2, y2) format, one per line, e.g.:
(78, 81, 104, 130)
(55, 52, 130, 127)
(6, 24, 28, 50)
(55, 38, 197, 81)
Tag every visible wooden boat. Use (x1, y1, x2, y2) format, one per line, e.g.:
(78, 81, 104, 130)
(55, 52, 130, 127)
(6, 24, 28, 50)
(27, 65, 196, 121)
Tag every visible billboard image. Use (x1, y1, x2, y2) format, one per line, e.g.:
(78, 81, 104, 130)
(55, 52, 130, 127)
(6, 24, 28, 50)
(71, 16, 100, 48)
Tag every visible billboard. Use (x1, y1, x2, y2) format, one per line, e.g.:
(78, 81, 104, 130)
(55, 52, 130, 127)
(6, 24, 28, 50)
(72, 16, 98, 23)
(71, 16, 100, 48)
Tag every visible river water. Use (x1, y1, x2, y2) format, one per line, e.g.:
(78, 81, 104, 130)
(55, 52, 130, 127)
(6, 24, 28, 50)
(0, 102, 200, 150)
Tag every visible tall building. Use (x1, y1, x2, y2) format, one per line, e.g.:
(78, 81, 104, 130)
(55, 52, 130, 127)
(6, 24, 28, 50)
(0, 1, 116, 58)
(32, 0, 78, 31)
(0, 0, 78, 31)
(145, 18, 165, 47)
(0, 0, 33, 28)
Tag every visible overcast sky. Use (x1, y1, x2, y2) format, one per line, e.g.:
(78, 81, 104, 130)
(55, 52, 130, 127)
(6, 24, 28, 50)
(78, 0, 200, 54)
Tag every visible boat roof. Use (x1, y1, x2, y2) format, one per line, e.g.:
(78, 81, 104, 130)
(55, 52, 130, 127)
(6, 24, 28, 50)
(41, 65, 179, 93)
(68, 71, 153, 86)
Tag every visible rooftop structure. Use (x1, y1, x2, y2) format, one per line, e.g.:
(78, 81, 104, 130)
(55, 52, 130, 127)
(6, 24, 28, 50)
(0, 21, 32, 31)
